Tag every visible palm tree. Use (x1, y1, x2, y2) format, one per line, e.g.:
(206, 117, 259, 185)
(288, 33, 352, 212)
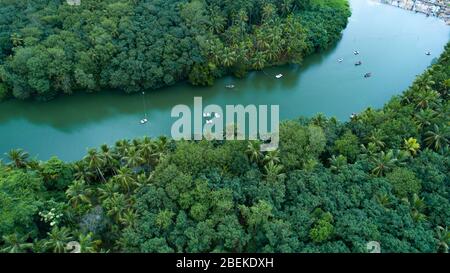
(370, 150, 398, 177)
(367, 129, 386, 149)
(264, 161, 285, 181)
(123, 146, 143, 169)
(414, 90, 440, 109)
(414, 109, 436, 130)
(5, 149, 29, 168)
(115, 167, 137, 193)
(329, 155, 347, 173)
(103, 193, 127, 221)
(77, 233, 101, 253)
(410, 194, 426, 222)
(100, 144, 118, 175)
(115, 139, 131, 157)
(84, 148, 106, 182)
(208, 8, 226, 34)
(120, 209, 137, 228)
(436, 226, 449, 253)
(1, 234, 33, 253)
(263, 150, 280, 165)
(43, 227, 73, 253)
(222, 47, 237, 67)
(424, 125, 449, 153)
(403, 137, 421, 156)
(98, 181, 119, 202)
(246, 141, 262, 163)
(66, 180, 91, 208)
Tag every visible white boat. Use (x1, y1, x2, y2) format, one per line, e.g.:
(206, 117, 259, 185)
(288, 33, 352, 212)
(275, 74, 283, 79)
(226, 84, 235, 89)
(140, 118, 148, 125)
(425, 51, 431, 56)
(354, 50, 360, 55)
(338, 58, 344, 63)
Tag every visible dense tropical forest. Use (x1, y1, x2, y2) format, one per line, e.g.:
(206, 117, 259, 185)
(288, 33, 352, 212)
(0, 0, 350, 101)
(1, 37, 449, 252)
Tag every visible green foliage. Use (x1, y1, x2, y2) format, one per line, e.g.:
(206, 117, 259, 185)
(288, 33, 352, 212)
(0, 3, 449, 254)
(386, 168, 422, 198)
(0, 0, 350, 100)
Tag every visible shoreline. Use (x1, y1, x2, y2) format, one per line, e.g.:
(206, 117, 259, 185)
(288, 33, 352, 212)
(374, 0, 450, 24)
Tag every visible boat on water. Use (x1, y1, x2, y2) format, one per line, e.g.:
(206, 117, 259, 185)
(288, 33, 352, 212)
(225, 84, 235, 89)
(338, 58, 344, 63)
(355, 61, 362, 66)
(354, 50, 360, 55)
(275, 74, 283, 79)
(140, 118, 148, 125)
(364, 72, 372, 78)
(426, 51, 431, 56)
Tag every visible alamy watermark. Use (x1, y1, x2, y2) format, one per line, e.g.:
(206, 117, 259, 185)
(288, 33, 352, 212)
(171, 97, 279, 151)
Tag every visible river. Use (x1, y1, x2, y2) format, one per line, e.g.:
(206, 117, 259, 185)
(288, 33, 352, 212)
(0, 0, 448, 161)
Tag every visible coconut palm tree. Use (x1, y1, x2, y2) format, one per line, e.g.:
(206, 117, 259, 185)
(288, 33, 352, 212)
(103, 193, 127, 221)
(123, 147, 144, 169)
(246, 141, 262, 163)
(1, 234, 33, 253)
(84, 148, 106, 182)
(100, 144, 118, 175)
(98, 181, 120, 202)
(436, 226, 449, 253)
(263, 150, 280, 165)
(66, 179, 91, 208)
(114, 167, 137, 193)
(424, 124, 449, 153)
(403, 137, 420, 156)
(367, 129, 386, 149)
(43, 227, 73, 253)
(5, 149, 29, 169)
(370, 150, 398, 177)
(264, 161, 285, 181)
(329, 155, 347, 173)
(77, 233, 101, 253)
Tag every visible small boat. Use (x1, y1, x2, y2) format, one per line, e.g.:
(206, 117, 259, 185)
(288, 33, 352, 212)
(364, 72, 372, 78)
(338, 58, 344, 63)
(225, 84, 235, 89)
(355, 61, 362, 66)
(354, 50, 360, 55)
(275, 74, 283, 79)
(425, 51, 431, 56)
(140, 118, 148, 125)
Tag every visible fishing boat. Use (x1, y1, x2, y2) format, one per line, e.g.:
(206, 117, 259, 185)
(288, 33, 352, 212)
(140, 118, 148, 125)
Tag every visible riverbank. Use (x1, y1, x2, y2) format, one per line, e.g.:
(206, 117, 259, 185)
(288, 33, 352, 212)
(375, 0, 450, 24)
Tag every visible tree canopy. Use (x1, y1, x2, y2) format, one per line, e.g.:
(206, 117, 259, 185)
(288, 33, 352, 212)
(0, 0, 350, 100)
(0, 42, 449, 253)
